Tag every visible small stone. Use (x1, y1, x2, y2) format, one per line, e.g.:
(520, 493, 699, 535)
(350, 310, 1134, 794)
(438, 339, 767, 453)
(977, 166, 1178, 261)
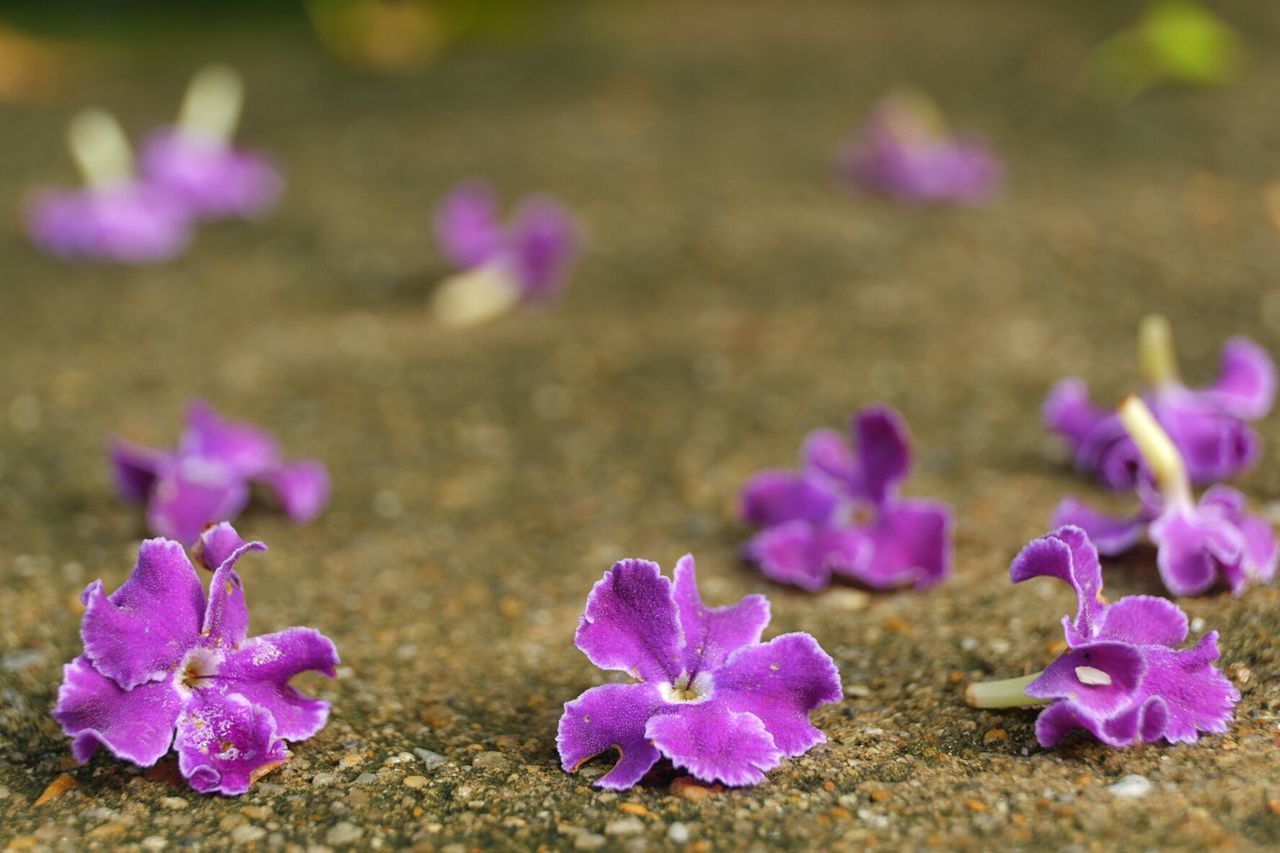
(618, 803, 655, 819)
(964, 799, 987, 813)
(1108, 775, 1153, 798)
(403, 775, 428, 789)
(326, 822, 364, 845)
(231, 825, 267, 844)
(667, 822, 690, 844)
(844, 684, 871, 698)
(141, 837, 168, 851)
(312, 772, 338, 787)
(34, 774, 78, 805)
(413, 748, 446, 770)
(983, 728, 1008, 744)
(605, 817, 645, 836)
(472, 751, 507, 770)
(573, 833, 606, 850)
(670, 776, 720, 801)
(355, 773, 378, 785)
(160, 796, 189, 810)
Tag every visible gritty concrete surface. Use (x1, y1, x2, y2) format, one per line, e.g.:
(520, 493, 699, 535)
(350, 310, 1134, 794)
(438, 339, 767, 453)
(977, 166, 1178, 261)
(1, 1, 1280, 849)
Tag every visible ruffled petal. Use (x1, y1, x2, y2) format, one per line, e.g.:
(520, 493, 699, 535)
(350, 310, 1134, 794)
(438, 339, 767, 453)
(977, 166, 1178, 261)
(218, 628, 338, 742)
(147, 461, 250, 546)
(259, 460, 330, 523)
(53, 656, 181, 766)
(672, 554, 769, 675)
(1137, 633, 1239, 744)
(175, 693, 289, 796)
(109, 439, 168, 504)
(574, 559, 683, 683)
(739, 470, 837, 528)
(712, 633, 842, 757)
(434, 181, 505, 270)
(1049, 498, 1145, 556)
(1199, 485, 1277, 594)
(1034, 694, 1168, 749)
(801, 428, 855, 483)
(849, 406, 911, 505)
(854, 498, 951, 589)
(1150, 504, 1242, 596)
(646, 704, 782, 787)
(1203, 337, 1276, 420)
(180, 401, 281, 479)
(1152, 392, 1258, 484)
(1043, 378, 1110, 449)
(1009, 526, 1106, 645)
(200, 531, 267, 648)
(1025, 642, 1147, 719)
(1096, 595, 1188, 646)
(80, 538, 204, 689)
(744, 521, 866, 592)
(557, 682, 664, 791)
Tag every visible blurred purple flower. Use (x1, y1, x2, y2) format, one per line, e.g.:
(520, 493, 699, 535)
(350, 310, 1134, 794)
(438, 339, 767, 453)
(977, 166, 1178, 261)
(1046, 316, 1274, 490)
(741, 405, 952, 591)
(557, 555, 841, 789)
(1052, 397, 1276, 596)
(111, 401, 329, 545)
(968, 526, 1238, 749)
(53, 523, 339, 795)
(837, 93, 1002, 205)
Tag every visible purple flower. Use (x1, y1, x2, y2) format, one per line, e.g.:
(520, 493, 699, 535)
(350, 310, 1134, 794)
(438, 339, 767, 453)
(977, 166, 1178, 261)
(740, 405, 952, 591)
(431, 181, 581, 326)
(557, 555, 841, 789)
(1046, 316, 1275, 489)
(111, 401, 329, 545)
(967, 526, 1238, 749)
(53, 523, 339, 795)
(837, 93, 1002, 205)
(1053, 396, 1276, 596)
(24, 109, 193, 264)
(140, 65, 282, 220)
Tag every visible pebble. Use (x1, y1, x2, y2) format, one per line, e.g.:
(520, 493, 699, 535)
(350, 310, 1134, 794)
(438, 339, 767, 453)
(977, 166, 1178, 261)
(1108, 775, 1153, 798)
(471, 751, 507, 770)
(413, 748, 446, 770)
(403, 776, 428, 789)
(667, 822, 690, 844)
(326, 822, 364, 845)
(606, 817, 645, 836)
(573, 833, 606, 850)
(312, 772, 338, 787)
(159, 797, 188, 810)
(354, 773, 378, 785)
(231, 825, 267, 844)
(141, 837, 168, 851)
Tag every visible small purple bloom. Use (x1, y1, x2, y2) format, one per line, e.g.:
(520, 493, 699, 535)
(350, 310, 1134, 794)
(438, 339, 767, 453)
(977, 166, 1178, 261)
(837, 93, 1002, 205)
(431, 181, 581, 325)
(971, 525, 1239, 748)
(1052, 397, 1276, 596)
(740, 405, 952, 591)
(140, 65, 282, 221)
(1046, 316, 1275, 489)
(557, 555, 841, 789)
(53, 523, 339, 795)
(111, 401, 330, 545)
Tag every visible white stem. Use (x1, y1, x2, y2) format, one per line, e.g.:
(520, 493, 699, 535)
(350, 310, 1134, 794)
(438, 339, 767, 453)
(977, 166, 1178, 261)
(68, 109, 134, 189)
(964, 673, 1049, 709)
(178, 64, 243, 144)
(1118, 396, 1192, 504)
(1138, 314, 1179, 387)
(432, 262, 522, 327)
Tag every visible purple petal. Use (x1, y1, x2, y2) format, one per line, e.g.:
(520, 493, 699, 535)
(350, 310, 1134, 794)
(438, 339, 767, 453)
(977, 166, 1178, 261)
(109, 439, 167, 504)
(1026, 642, 1147, 718)
(1199, 485, 1278, 594)
(1009, 526, 1105, 645)
(507, 195, 580, 300)
(194, 521, 249, 571)
(181, 402, 281, 478)
(574, 559, 682, 683)
(801, 428, 855, 483)
(259, 460, 330, 523)
(646, 704, 782, 787)
(1077, 418, 1144, 491)
(1035, 694, 1169, 749)
(1043, 378, 1109, 449)
(853, 498, 951, 589)
(713, 632, 842, 757)
(739, 470, 837, 528)
(1050, 497, 1145, 556)
(1202, 337, 1276, 419)
(1138, 632, 1238, 743)
(1152, 392, 1258, 484)
(434, 182, 504, 270)
(672, 554, 769, 675)
(849, 406, 911, 505)
(218, 627, 338, 742)
(200, 536, 267, 648)
(53, 656, 181, 766)
(557, 682, 664, 791)
(1096, 595, 1187, 647)
(745, 521, 866, 592)
(140, 129, 283, 220)
(175, 693, 289, 796)
(147, 463, 250, 546)
(80, 538, 204, 689)
(1150, 504, 1242, 596)
(25, 184, 193, 264)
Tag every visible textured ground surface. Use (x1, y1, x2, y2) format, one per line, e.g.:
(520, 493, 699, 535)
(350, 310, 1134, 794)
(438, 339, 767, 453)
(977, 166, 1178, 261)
(2, 1, 1280, 849)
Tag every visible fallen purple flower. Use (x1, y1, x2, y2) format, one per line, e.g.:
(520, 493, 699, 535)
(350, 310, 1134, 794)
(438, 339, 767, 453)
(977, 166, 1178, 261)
(837, 93, 1002, 205)
(53, 523, 339, 795)
(557, 555, 841, 789)
(741, 405, 951, 591)
(25, 109, 193, 263)
(140, 65, 282, 221)
(967, 525, 1238, 748)
(1052, 396, 1276, 596)
(1045, 315, 1275, 489)
(111, 401, 329, 545)
(431, 181, 581, 326)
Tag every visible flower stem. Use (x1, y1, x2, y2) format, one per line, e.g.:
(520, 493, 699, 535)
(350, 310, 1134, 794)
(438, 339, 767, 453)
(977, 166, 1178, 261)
(1117, 395, 1192, 504)
(68, 109, 133, 190)
(964, 672, 1050, 709)
(179, 64, 243, 144)
(1138, 314, 1179, 388)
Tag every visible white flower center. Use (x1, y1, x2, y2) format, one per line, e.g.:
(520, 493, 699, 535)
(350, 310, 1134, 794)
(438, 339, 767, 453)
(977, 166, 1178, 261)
(176, 647, 220, 696)
(658, 670, 714, 705)
(1074, 665, 1112, 686)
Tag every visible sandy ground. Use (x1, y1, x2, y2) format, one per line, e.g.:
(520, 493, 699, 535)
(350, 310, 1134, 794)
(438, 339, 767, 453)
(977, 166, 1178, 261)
(2, 1, 1279, 849)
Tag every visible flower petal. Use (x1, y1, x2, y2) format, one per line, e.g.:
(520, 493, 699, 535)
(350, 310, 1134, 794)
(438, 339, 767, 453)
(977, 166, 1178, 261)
(1049, 498, 1145, 556)
(744, 521, 852, 592)
(557, 682, 664, 791)
(200, 534, 267, 648)
(574, 559, 682, 683)
(739, 470, 837, 528)
(1203, 337, 1276, 419)
(180, 401, 281, 479)
(434, 181, 504, 270)
(110, 439, 167, 504)
(849, 406, 910, 505)
(801, 428, 855, 483)
(147, 462, 250, 546)
(1096, 595, 1188, 647)
(53, 656, 181, 766)
(1138, 632, 1238, 744)
(672, 554, 769, 675)
(218, 627, 338, 742)
(1009, 526, 1106, 645)
(1043, 378, 1110, 449)
(508, 195, 580, 300)
(855, 498, 951, 589)
(259, 460, 330, 523)
(713, 632, 842, 757)
(1199, 485, 1277, 594)
(646, 704, 782, 787)
(1025, 642, 1147, 719)
(175, 692, 289, 796)
(81, 538, 204, 689)
(1034, 694, 1168, 749)
(1152, 392, 1258, 484)
(1150, 504, 1242, 596)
